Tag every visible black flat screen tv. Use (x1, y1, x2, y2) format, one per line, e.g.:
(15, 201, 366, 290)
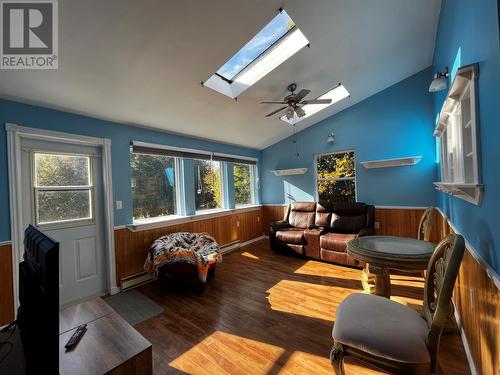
(18, 225, 59, 374)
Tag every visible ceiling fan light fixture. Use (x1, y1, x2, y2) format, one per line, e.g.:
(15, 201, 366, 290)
(281, 84, 350, 124)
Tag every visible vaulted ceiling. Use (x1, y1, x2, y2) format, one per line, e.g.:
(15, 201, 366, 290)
(0, 0, 441, 149)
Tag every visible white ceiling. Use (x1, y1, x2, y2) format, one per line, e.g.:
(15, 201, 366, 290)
(0, 0, 441, 150)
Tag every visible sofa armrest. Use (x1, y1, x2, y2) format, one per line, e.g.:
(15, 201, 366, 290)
(308, 224, 327, 232)
(271, 220, 291, 231)
(358, 227, 375, 237)
(304, 229, 322, 259)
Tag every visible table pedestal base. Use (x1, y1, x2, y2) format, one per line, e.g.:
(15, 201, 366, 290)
(361, 264, 391, 298)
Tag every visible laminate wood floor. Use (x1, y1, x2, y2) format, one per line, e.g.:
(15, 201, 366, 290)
(136, 240, 470, 375)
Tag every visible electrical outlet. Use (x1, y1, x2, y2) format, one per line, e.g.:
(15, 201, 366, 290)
(236, 221, 240, 227)
(374, 221, 380, 229)
(116, 200, 123, 209)
(257, 216, 260, 222)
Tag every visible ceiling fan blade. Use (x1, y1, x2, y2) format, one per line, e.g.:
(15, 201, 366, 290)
(265, 106, 288, 117)
(293, 89, 311, 102)
(260, 101, 287, 104)
(301, 98, 332, 105)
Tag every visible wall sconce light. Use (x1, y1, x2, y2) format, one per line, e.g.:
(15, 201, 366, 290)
(429, 67, 449, 92)
(326, 132, 335, 144)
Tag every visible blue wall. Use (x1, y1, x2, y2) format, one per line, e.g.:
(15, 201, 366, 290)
(261, 68, 437, 207)
(0, 99, 260, 242)
(433, 0, 500, 273)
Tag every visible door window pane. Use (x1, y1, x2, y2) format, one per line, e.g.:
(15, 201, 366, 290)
(195, 160, 222, 211)
(36, 190, 92, 224)
(33, 152, 94, 227)
(35, 153, 90, 186)
(234, 164, 253, 206)
(131, 153, 177, 220)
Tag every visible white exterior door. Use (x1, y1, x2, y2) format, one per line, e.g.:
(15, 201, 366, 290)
(21, 139, 107, 306)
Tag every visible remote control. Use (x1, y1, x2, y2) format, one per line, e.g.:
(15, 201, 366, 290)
(64, 324, 87, 351)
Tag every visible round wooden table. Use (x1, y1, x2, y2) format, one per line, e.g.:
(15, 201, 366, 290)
(347, 236, 435, 298)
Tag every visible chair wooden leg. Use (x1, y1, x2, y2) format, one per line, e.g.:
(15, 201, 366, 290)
(330, 342, 345, 375)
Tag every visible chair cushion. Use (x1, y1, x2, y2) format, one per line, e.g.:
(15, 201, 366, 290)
(333, 293, 430, 364)
(320, 233, 357, 252)
(276, 228, 305, 245)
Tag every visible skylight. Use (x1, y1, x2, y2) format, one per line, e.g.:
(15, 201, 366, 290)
(204, 10, 309, 98)
(281, 84, 350, 125)
(216, 11, 296, 81)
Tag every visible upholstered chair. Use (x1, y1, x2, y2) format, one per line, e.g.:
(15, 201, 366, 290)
(418, 207, 436, 241)
(330, 234, 465, 375)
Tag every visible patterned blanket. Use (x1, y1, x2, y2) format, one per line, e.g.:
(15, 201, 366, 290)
(144, 232, 222, 283)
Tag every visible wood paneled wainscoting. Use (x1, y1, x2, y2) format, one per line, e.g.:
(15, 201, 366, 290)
(0, 243, 14, 326)
(114, 208, 264, 286)
(262, 204, 500, 375)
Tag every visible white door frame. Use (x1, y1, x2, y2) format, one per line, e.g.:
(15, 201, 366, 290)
(6, 123, 118, 314)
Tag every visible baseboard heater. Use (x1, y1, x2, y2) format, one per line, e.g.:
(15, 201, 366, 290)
(220, 240, 241, 254)
(120, 272, 155, 291)
(120, 237, 261, 290)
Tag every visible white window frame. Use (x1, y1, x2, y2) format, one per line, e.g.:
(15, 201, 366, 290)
(434, 64, 483, 205)
(314, 150, 357, 202)
(194, 158, 225, 213)
(130, 152, 180, 220)
(234, 163, 256, 207)
(31, 150, 96, 230)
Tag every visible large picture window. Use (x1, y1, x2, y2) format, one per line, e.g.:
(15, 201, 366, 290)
(315, 151, 356, 203)
(194, 159, 223, 211)
(234, 163, 254, 206)
(33, 152, 94, 226)
(131, 153, 177, 220)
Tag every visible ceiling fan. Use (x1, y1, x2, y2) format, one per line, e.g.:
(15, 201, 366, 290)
(261, 83, 332, 119)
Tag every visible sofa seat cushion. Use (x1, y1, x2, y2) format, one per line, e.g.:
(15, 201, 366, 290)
(276, 228, 305, 245)
(333, 293, 430, 366)
(320, 233, 357, 252)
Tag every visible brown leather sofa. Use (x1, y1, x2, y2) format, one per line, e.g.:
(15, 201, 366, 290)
(269, 201, 375, 268)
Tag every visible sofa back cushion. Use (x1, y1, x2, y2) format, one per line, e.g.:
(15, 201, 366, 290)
(288, 202, 316, 229)
(330, 202, 368, 233)
(315, 202, 332, 228)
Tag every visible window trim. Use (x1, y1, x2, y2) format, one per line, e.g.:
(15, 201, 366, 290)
(30, 150, 96, 230)
(314, 150, 358, 202)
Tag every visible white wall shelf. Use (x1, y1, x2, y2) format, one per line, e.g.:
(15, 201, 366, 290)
(271, 168, 308, 176)
(360, 156, 422, 169)
(434, 182, 483, 205)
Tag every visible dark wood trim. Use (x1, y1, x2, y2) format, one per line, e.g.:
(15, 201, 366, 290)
(0, 244, 14, 325)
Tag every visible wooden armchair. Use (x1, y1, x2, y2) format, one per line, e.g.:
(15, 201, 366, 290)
(330, 234, 465, 374)
(418, 207, 436, 241)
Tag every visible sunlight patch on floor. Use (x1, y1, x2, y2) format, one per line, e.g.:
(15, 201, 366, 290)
(267, 279, 356, 321)
(293, 260, 362, 280)
(169, 330, 285, 375)
(241, 251, 259, 259)
(277, 350, 330, 374)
